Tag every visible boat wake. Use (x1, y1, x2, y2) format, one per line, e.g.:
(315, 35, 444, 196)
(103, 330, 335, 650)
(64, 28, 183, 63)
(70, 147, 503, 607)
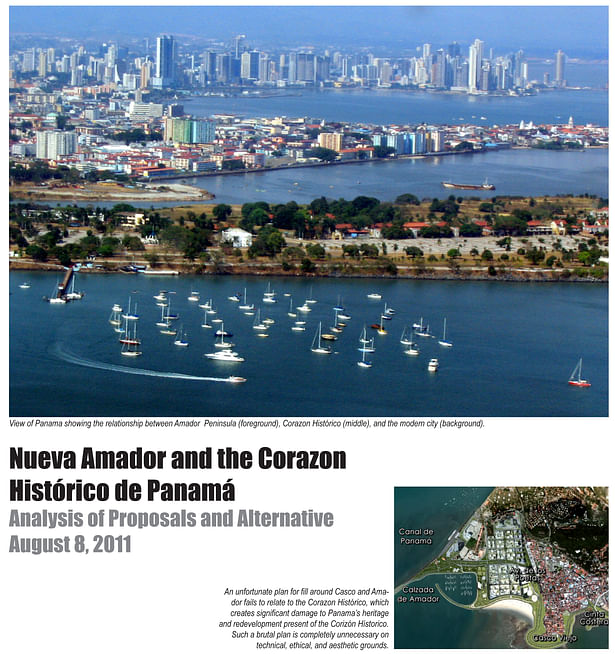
(53, 345, 234, 383)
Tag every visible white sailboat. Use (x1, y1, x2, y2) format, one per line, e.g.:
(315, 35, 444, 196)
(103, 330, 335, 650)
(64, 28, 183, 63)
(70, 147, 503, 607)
(122, 296, 139, 321)
(311, 322, 332, 354)
(65, 275, 84, 300)
(288, 297, 297, 318)
(306, 286, 317, 304)
(188, 290, 200, 302)
(239, 288, 254, 311)
(357, 345, 373, 368)
(214, 322, 234, 348)
(109, 304, 123, 329)
(174, 326, 189, 347)
(291, 322, 306, 331)
(201, 308, 212, 328)
(252, 309, 267, 331)
(400, 326, 413, 345)
(415, 317, 431, 337)
(358, 328, 375, 354)
(263, 282, 276, 303)
(359, 325, 370, 344)
(438, 318, 453, 347)
(156, 305, 169, 327)
(331, 310, 344, 333)
(405, 329, 420, 356)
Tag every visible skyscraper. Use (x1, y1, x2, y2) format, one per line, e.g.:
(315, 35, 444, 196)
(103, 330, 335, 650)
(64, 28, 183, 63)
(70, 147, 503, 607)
(555, 49, 566, 87)
(154, 35, 175, 88)
(468, 38, 484, 92)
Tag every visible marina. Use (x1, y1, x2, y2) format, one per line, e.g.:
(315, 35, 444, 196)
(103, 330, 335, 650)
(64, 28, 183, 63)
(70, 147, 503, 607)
(9, 272, 607, 417)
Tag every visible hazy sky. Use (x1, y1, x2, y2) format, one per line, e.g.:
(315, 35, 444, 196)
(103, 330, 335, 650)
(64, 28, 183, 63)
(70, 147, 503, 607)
(9, 5, 609, 57)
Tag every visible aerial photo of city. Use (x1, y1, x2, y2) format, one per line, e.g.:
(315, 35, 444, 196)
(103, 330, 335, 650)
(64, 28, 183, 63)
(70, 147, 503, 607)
(8, 6, 608, 417)
(395, 487, 609, 648)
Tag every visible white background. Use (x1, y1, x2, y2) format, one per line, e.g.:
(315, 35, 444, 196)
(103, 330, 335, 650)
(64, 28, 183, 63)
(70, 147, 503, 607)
(3, 418, 612, 652)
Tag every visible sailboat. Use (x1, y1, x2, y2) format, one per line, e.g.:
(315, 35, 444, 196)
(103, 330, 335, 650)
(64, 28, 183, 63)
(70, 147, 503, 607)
(188, 290, 200, 302)
(405, 329, 420, 356)
(373, 315, 387, 335)
(165, 295, 179, 320)
(119, 315, 141, 345)
(109, 304, 123, 329)
(214, 322, 235, 348)
(382, 302, 394, 318)
(306, 286, 317, 304)
(122, 296, 139, 321)
(400, 326, 413, 345)
(358, 328, 375, 353)
(438, 318, 453, 347)
(311, 322, 332, 354)
(357, 345, 373, 368)
(156, 305, 169, 327)
(263, 282, 276, 303)
(65, 275, 84, 300)
(331, 311, 344, 333)
(174, 326, 189, 347)
(568, 359, 591, 387)
(239, 288, 254, 311)
(159, 320, 177, 336)
(201, 308, 212, 329)
(288, 298, 297, 318)
(291, 321, 306, 331)
(120, 320, 142, 356)
(415, 317, 431, 337)
(252, 309, 267, 331)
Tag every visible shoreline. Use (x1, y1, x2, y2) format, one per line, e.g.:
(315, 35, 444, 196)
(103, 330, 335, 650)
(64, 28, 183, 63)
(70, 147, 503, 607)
(8, 260, 607, 283)
(481, 598, 535, 624)
(9, 181, 214, 203)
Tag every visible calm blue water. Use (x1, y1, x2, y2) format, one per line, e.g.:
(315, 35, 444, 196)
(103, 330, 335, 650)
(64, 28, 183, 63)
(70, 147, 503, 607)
(184, 87, 608, 127)
(187, 148, 608, 206)
(394, 487, 493, 586)
(10, 273, 607, 417)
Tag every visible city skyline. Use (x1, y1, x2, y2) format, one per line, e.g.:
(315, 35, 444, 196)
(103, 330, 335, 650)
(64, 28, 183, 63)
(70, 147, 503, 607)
(9, 5, 609, 59)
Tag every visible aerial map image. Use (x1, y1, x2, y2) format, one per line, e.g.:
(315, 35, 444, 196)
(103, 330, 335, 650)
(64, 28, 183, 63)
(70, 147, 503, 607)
(395, 487, 608, 648)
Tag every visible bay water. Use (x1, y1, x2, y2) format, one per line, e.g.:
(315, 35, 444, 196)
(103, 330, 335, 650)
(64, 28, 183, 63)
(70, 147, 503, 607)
(10, 273, 607, 417)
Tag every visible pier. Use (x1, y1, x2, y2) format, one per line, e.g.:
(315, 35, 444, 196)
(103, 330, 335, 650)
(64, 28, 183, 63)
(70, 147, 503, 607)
(56, 267, 73, 300)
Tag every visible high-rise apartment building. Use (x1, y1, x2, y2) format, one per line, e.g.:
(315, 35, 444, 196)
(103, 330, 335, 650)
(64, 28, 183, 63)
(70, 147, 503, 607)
(241, 51, 260, 80)
(318, 132, 343, 151)
(164, 117, 216, 144)
(36, 130, 78, 160)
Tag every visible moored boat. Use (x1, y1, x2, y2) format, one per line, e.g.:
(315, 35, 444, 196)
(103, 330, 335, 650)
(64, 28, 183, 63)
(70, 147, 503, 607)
(441, 178, 495, 191)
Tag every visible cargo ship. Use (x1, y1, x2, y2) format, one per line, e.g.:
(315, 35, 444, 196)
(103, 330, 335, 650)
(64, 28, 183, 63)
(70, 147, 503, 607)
(441, 179, 495, 191)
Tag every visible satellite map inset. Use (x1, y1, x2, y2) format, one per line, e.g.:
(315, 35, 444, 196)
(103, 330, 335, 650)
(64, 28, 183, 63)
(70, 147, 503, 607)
(395, 487, 608, 648)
